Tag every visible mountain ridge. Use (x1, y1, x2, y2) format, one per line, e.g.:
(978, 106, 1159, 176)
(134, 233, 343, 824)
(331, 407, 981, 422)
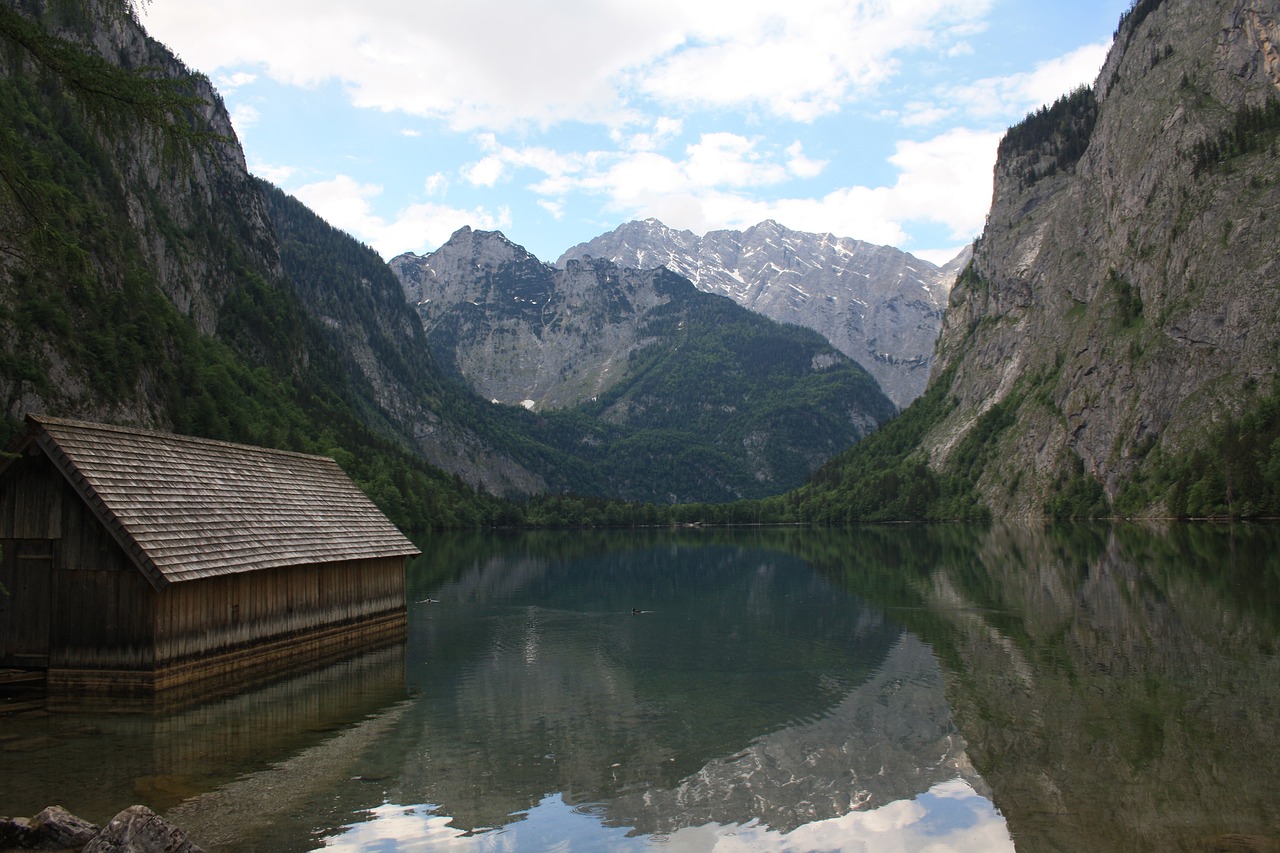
(391, 226, 898, 501)
(559, 218, 967, 409)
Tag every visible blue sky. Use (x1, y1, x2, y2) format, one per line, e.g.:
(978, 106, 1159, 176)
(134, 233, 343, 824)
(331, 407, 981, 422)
(142, 2, 1129, 265)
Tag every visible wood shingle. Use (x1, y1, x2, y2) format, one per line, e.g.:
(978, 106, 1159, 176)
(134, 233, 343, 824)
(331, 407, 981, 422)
(14, 415, 420, 588)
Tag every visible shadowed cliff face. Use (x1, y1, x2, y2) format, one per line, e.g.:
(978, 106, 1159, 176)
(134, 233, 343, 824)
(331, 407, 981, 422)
(926, 0, 1280, 516)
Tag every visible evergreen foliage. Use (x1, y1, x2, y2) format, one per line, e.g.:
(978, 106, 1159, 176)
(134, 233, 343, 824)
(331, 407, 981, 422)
(1044, 455, 1110, 519)
(1115, 0, 1167, 42)
(1000, 86, 1098, 187)
(1106, 268, 1144, 330)
(1114, 380, 1280, 519)
(766, 365, 988, 523)
(1189, 98, 1280, 177)
(0, 4, 508, 531)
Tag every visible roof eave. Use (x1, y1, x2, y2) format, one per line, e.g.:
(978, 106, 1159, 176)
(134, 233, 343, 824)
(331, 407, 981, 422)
(33, 426, 171, 592)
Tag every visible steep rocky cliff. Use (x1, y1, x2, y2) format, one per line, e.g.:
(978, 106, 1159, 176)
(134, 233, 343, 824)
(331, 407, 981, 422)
(0, 0, 541, 521)
(924, 0, 1280, 517)
(393, 227, 682, 410)
(560, 219, 963, 409)
(0, 0, 278, 424)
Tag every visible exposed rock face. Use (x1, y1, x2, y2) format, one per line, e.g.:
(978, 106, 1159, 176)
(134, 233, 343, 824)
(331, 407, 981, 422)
(0, 0, 281, 427)
(605, 634, 983, 836)
(924, 0, 1280, 515)
(391, 226, 897, 501)
(82, 805, 205, 853)
(559, 219, 964, 409)
(0, 3, 544, 497)
(392, 227, 680, 410)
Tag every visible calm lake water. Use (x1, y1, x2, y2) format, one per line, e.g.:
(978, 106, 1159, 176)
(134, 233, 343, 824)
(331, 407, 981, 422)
(2, 523, 1278, 851)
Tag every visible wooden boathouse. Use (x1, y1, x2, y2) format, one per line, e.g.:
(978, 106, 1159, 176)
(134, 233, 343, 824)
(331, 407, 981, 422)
(0, 414, 421, 696)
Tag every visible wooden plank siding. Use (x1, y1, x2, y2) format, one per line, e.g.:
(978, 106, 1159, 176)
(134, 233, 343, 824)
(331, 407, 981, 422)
(47, 611, 407, 699)
(153, 557, 405, 663)
(0, 451, 62, 539)
(0, 539, 53, 666)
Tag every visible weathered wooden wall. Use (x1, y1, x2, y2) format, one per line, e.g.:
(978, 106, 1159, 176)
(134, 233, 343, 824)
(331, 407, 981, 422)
(154, 556, 406, 664)
(1, 452, 60, 666)
(0, 539, 53, 666)
(0, 451, 62, 539)
(47, 476, 156, 670)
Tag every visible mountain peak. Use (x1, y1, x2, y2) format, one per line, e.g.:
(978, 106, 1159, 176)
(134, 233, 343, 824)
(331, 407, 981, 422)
(559, 220, 957, 408)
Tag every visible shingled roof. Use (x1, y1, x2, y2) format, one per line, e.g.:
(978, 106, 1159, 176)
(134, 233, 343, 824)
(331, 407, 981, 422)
(9, 415, 421, 589)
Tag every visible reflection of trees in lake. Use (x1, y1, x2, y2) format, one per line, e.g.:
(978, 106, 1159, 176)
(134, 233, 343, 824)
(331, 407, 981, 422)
(804, 522, 1280, 852)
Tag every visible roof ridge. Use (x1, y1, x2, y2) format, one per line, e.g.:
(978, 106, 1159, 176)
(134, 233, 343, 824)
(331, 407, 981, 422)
(26, 414, 339, 465)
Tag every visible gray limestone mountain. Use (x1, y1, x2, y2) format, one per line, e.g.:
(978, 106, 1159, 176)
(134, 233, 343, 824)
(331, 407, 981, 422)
(558, 219, 967, 409)
(389, 226, 899, 501)
(391, 226, 677, 411)
(917, 0, 1280, 516)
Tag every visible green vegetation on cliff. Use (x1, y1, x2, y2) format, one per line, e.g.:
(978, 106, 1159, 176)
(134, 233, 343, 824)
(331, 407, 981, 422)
(0, 3, 508, 530)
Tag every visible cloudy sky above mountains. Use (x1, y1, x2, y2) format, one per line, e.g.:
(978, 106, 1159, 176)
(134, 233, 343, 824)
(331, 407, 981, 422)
(143, 1, 1127, 265)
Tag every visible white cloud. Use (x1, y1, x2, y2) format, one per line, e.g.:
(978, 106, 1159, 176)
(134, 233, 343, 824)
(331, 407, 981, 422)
(462, 156, 505, 188)
(516, 125, 997, 253)
(899, 101, 956, 128)
(251, 160, 298, 186)
(144, 0, 1000, 132)
(885, 126, 1000, 239)
(637, 0, 997, 122)
(684, 133, 788, 187)
(214, 71, 256, 93)
(289, 174, 511, 258)
(785, 141, 827, 179)
(423, 173, 449, 196)
(622, 116, 684, 152)
(946, 40, 1110, 121)
(229, 103, 260, 132)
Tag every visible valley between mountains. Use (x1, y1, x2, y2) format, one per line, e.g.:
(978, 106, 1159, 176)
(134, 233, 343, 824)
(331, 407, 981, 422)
(3, 0, 1280, 526)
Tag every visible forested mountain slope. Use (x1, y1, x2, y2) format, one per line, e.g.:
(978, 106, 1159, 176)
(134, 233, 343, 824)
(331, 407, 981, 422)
(793, 0, 1280, 521)
(0, 0, 527, 527)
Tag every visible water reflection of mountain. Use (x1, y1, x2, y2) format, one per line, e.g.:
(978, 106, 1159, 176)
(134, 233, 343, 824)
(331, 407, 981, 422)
(805, 522, 1280, 851)
(604, 632, 985, 836)
(14, 525, 1267, 851)
(391, 543, 979, 834)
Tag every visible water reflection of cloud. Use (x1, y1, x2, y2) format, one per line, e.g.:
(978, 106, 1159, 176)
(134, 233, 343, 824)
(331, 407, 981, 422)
(319, 780, 1011, 852)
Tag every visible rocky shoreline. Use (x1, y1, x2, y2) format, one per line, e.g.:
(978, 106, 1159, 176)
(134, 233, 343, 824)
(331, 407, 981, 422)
(0, 805, 202, 852)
